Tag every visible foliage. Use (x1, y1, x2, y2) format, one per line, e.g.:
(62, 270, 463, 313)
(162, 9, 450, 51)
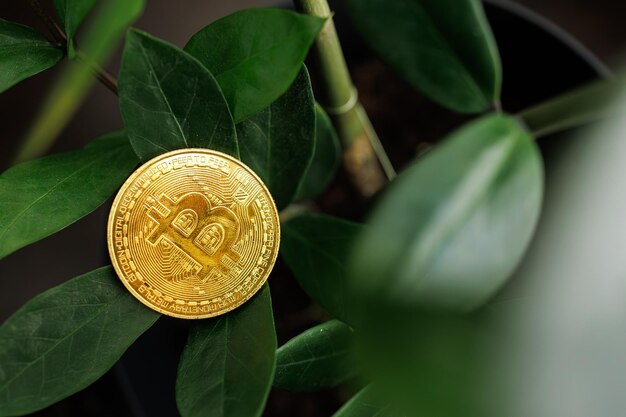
(0, 0, 617, 416)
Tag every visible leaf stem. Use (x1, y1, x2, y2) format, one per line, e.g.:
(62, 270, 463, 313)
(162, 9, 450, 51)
(294, 0, 395, 196)
(517, 79, 620, 138)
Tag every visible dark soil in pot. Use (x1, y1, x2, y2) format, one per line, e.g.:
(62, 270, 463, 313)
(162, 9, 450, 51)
(25, 1, 608, 416)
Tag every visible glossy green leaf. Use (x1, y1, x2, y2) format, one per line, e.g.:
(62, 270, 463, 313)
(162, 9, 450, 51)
(275, 320, 356, 392)
(0, 131, 138, 260)
(345, 0, 501, 113)
(236, 68, 315, 210)
(0, 266, 160, 416)
(53, 0, 97, 42)
(332, 385, 396, 417)
(119, 29, 238, 162)
(0, 19, 63, 93)
(295, 104, 341, 201)
(176, 285, 276, 417)
(281, 214, 364, 324)
(349, 115, 543, 313)
(15, 0, 144, 162)
(184, 8, 325, 123)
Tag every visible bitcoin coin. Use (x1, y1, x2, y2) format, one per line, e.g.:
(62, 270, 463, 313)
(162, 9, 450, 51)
(107, 148, 280, 319)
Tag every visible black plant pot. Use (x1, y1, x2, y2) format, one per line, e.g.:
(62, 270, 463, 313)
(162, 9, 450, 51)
(26, 1, 609, 416)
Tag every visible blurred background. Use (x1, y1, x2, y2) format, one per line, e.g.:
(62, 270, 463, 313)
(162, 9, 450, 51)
(1, 0, 626, 415)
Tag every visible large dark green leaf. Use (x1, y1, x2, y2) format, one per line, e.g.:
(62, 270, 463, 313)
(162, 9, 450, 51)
(281, 214, 364, 324)
(16, 0, 144, 162)
(275, 320, 356, 392)
(345, 0, 501, 113)
(184, 8, 325, 123)
(0, 266, 160, 416)
(119, 29, 237, 162)
(236, 68, 315, 210)
(349, 115, 543, 313)
(295, 104, 341, 201)
(0, 131, 138, 260)
(332, 385, 396, 417)
(0, 19, 63, 93)
(176, 285, 276, 417)
(53, 0, 97, 42)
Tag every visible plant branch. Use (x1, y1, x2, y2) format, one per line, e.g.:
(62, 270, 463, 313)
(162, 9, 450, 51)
(26, 0, 67, 44)
(294, 0, 395, 197)
(518, 79, 621, 138)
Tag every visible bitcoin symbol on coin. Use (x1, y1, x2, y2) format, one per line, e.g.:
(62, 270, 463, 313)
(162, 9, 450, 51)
(145, 192, 241, 280)
(107, 149, 280, 319)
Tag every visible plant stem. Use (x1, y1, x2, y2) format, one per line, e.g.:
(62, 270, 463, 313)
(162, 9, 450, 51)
(26, 0, 66, 44)
(294, 0, 395, 197)
(26, 0, 119, 96)
(518, 79, 620, 138)
(76, 51, 118, 95)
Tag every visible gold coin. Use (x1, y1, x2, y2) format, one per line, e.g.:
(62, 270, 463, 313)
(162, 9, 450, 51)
(107, 148, 280, 319)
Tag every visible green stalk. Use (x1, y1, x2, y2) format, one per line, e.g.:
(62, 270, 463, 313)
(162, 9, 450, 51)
(294, 0, 395, 197)
(518, 79, 621, 138)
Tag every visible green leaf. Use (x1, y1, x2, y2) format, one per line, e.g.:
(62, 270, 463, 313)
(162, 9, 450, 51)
(493, 91, 626, 417)
(119, 29, 238, 162)
(184, 8, 325, 123)
(345, 0, 501, 113)
(349, 115, 543, 313)
(176, 285, 276, 417)
(0, 19, 63, 93)
(15, 0, 144, 163)
(356, 308, 489, 417)
(275, 320, 356, 392)
(0, 266, 160, 416)
(236, 68, 315, 210)
(53, 0, 97, 42)
(0, 131, 138, 260)
(332, 385, 396, 417)
(281, 214, 364, 324)
(295, 104, 341, 201)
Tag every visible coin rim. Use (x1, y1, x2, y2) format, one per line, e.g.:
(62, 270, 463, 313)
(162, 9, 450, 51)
(107, 148, 281, 319)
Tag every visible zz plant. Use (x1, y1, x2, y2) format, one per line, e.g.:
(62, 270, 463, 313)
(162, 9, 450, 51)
(0, 0, 618, 416)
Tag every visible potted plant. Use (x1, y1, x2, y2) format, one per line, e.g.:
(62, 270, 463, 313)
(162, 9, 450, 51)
(0, 0, 621, 416)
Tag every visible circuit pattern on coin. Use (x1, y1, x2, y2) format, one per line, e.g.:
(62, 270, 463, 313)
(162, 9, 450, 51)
(107, 149, 280, 319)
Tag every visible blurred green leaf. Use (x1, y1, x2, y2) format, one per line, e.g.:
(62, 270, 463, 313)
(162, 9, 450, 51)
(176, 285, 276, 417)
(345, 0, 501, 113)
(0, 19, 63, 93)
(184, 8, 325, 123)
(236, 68, 315, 210)
(357, 308, 490, 417)
(0, 131, 137, 260)
(332, 385, 396, 417)
(519, 79, 622, 137)
(119, 29, 238, 162)
(275, 320, 356, 392)
(53, 0, 97, 43)
(295, 104, 341, 201)
(350, 115, 543, 313)
(0, 266, 160, 416)
(492, 91, 626, 417)
(281, 214, 364, 324)
(16, 0, 144, 163)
